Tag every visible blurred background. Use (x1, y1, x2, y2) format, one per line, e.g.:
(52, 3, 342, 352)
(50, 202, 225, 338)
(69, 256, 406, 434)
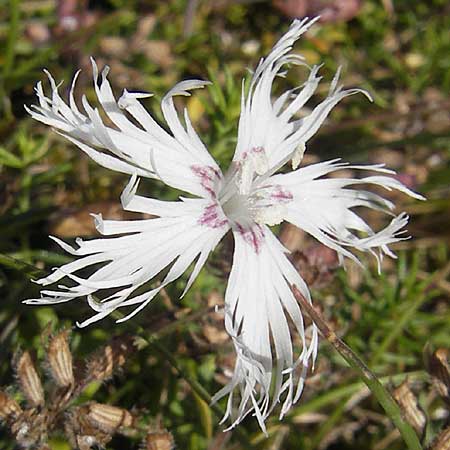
(0, 1, 449, 449)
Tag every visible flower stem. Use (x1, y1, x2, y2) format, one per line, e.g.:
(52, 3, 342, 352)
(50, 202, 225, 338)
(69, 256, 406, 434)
(0, 0, 20, 118)
(151, 341, 251, 446)
(0, 253, 45, 277)
(291, 285, 423, 450)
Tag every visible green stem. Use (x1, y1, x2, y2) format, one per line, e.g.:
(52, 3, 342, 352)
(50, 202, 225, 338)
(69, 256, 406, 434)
(1, 0, 20, 118)
(152, 343, 250, 447)
(291, 370, 427, 417)
(370, 292, 432, 367)
(0, 253, 45, 277)
(371, 262, 449, 367)
(109, 310, 252, 447)
(3, 0, 20, 76)
(149, 340, 226, 423)
(246, 371, 427, 447)
(291, 285, 423, 450)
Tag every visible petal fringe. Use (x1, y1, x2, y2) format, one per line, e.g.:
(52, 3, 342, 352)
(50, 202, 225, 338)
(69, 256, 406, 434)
(212, 229, 318, 432)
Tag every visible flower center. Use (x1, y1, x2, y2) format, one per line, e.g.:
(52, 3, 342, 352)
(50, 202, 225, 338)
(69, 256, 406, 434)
(219, 147, 293, 227)
(220, 183, 292, 227)
(194, 147, 293, 251)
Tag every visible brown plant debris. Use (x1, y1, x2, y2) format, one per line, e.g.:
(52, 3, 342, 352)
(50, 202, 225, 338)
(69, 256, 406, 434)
(273, 0, 362, 23)
(430, 426, 450, 450)
(81, 335, 135, 389)
(86, 402, 134, 432)
(425, 347, 450, 404)
(289, 244, 339, 287)
(47, 329, 74, 388)
(392, 380, 426, 437)
(0, 390, 22, 421)
(15, 351, 45, 407)
(0, 330, 167, 449)
(145, 429, 175, 450)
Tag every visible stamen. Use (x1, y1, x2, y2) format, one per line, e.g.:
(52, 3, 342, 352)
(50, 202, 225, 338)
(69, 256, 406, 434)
(253, 204, 287, 226)
(252, 147, 269, 175)
(291, 142, 306, 170)
(237, 147, 269, 195)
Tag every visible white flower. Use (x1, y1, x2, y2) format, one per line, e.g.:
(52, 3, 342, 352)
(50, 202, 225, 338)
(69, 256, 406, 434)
(25, 18, 424, 432)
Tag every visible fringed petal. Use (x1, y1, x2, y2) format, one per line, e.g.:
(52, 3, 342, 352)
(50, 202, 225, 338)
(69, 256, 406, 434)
(27, 61, 222, 197)
(232, 17, 372, 183)
(269, 160, 425, 267)
(212, 228, 318, 432)
(26, 67, 155, 177)
(24, 189, 229, 325)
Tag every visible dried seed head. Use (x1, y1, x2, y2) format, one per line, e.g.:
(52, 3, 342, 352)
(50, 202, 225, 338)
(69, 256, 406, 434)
(15, 351, 45, 407)
(425, 348, 450, 402)
(87, 403, 133, 432)
(48, 330, 74, 387)
(393, 381, 426, 436)
(0, 390, 22, 420)
(145, 430, 175, 450)
(85, 336, 135, 383)
(65, 408, 112, 450)
(430, 426, 450, 450)
(10, 408, 47, 448)
(76, 435, 99, 450)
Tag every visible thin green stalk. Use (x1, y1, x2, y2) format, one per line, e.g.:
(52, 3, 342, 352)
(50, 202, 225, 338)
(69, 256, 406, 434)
(3, 0, 20, 76)
(370, 291, 431, 367)
(0, 253, 45, 277)
(311, 400, 348, 448)
(153, 345, 253, 446)
(110, 310, 252, 447)
(150, 340, 229, 425)
(292, 370, 427, 418)
(153, 344, 250, 447)
(292, 285, 423, 450)
(371, 262, 450, 367)
(1, 0, 20, 117)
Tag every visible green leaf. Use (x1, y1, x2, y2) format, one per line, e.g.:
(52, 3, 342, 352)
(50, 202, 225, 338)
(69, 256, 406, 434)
(0, 146, 23, 168)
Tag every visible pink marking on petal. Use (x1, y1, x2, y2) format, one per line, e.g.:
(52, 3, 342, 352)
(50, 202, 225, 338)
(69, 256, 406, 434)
(236, 223, 265, 253)
(252, 146, 264, 154)
(270, 185, 293, 203)
(199, 203, 228, 229)
(240, 146, 264, 163)
(191, 165, 222, 198)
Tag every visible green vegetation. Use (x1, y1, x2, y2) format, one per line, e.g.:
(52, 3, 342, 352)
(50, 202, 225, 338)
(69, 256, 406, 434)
(1, 1, 449, 449)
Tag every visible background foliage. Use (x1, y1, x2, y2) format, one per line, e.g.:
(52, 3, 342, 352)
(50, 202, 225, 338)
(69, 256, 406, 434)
(0, 0, 449, 449)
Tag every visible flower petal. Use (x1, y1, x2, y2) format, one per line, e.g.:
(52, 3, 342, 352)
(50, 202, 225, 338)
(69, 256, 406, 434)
(269, 160, 425, 268)
(234, 18, 318, 166)
(27, 61, 222, 198)
(26, 67, 155, 177)
(212, 227, 318, 432)
(233, 17, 372, 181)
(24, 192, 229, 325)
